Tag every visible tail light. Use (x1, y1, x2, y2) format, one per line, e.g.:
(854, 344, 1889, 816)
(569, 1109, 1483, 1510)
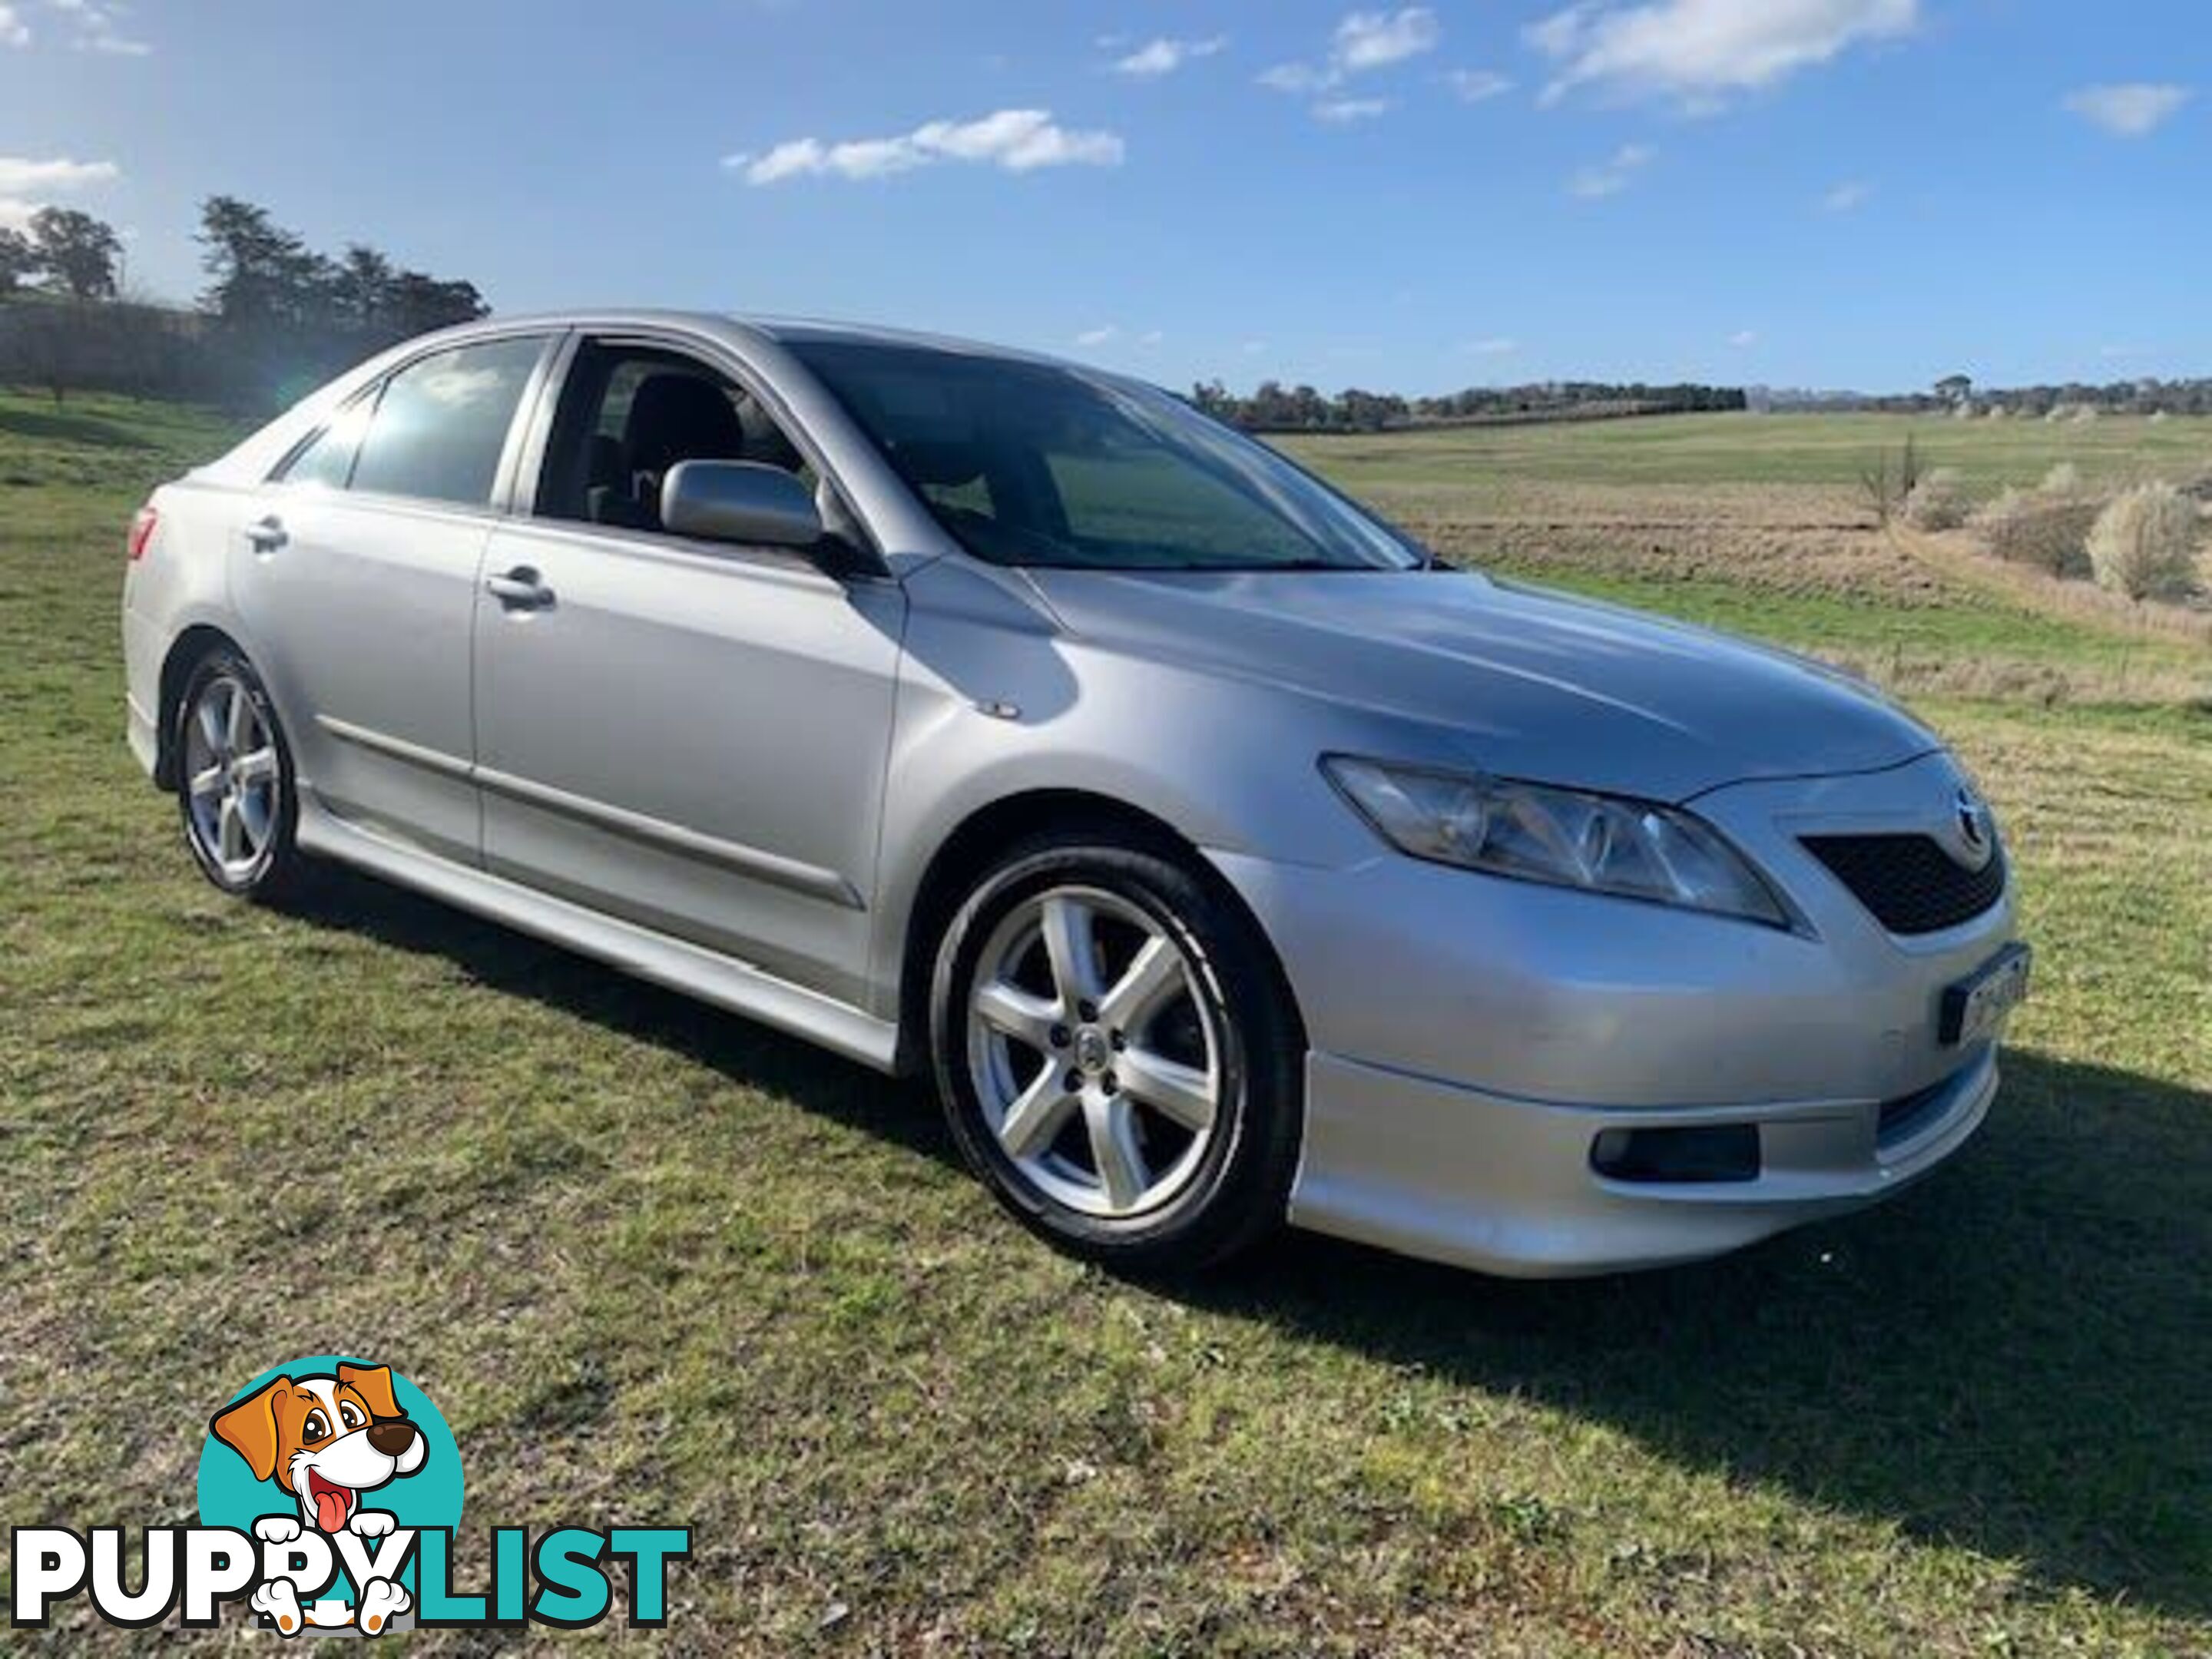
(126, 505, 160, 561)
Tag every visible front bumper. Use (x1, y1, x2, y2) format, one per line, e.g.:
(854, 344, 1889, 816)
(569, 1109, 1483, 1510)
(1210, 750, 2021, 1277)
(1291, 1044, 1996, 1277)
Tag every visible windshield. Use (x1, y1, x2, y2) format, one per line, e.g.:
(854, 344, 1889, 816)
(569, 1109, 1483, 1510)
(787, 339, 1425, 572)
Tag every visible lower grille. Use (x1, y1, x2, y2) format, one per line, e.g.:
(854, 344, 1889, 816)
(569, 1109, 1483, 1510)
(1876, 1075, 1954, 1148)
(1801, 833, 2005, 935)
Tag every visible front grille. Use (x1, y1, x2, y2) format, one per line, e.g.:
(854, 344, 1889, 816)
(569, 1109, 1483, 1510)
(1801, 833, 2006, 935)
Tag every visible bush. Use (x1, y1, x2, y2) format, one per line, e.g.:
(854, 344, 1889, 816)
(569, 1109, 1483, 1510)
(2086, 483, 2204, 601)
(1902, 466, 1972, 530)
(1973, 488, 2100, 576)
(2041, 461, 2083, 497)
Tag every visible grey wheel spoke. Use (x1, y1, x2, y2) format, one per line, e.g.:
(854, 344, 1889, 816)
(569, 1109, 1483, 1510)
(226, 682, 255, 753)
(1086, 1096, 1148, 1211)
(232, 747, 277, 785)
(974, 979, 1061, 1052)
(1119, 1047, 1217, 1133)
(188, 763, 227, 800)
(217, 795, 247, 863)
(196, 694, 228, 758)
(1039, 896, 1104, 1008)
(999, 1068, 1081, 1160)
(1101, 934, 1184, 1033)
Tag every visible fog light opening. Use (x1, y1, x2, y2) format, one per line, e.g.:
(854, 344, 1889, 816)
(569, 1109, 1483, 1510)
(1591, 1124, 1760, 1184)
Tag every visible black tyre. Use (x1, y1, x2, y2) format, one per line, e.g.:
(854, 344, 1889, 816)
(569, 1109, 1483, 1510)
(931, 833, 1303, 1273)
(173, 647, 312, 902)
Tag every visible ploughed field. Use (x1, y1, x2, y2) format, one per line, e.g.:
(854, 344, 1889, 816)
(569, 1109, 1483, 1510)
(4, 393, 2209, 1655)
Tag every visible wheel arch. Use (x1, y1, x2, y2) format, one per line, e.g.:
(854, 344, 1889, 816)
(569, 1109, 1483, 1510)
(154, 624, 248, 790)
(893, 787, 1307, 1075)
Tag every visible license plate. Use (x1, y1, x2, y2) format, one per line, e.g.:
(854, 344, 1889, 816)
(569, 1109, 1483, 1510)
(1939, 942, 2032, 1046)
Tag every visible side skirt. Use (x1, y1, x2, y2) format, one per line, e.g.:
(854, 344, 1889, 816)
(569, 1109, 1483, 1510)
(295, 793, 902, 1074)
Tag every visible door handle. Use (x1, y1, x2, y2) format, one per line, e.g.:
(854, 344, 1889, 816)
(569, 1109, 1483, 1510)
(244, 515, 287, 554)
(485, 566, 555, 611)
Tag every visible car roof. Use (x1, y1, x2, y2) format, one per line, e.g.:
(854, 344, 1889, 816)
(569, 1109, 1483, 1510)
(432, 307, 1091, 375)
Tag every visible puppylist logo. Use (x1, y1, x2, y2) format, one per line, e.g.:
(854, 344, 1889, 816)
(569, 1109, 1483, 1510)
(10, 1355, 689, 1636)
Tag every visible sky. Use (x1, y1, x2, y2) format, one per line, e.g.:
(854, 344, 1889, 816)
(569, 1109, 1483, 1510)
(1, 0, 2207, 395)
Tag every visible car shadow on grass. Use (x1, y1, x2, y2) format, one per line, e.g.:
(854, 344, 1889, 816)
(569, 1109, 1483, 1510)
(283, 867, 2207, 1619)
(1193, 1048, 2212, 1620)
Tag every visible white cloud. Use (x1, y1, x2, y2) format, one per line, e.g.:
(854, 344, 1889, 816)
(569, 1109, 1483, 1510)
(1313, 96, 1392, 124)
(1111, 35, 1226, 78)
(1529, 0, 1916, 108)
(1075, 326, 1118, 347)
(1465, 336, 1519, 356)
(1334, 7, 1441, 72)
(1822, 178, 1872, 211)
(0, 154, 120, 194)
(1262, 6, 1439, 98)
(1, 5, 28, 45)
(1729, 328, 1758, 346)
(1447, 68, 1514, 103)
(2063, 82, 2191, 137)
(43, 0, 149, 55)
(1568, 142, 1654, 197)
(1241, 339, 1267, 356)
(0, 154, 121, 230)
(730, 110, 1124, 184)
(1138, 329, 1165, 346)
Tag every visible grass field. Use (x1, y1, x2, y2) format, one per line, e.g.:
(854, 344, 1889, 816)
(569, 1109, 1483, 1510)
(3, 396, 2210, 1655)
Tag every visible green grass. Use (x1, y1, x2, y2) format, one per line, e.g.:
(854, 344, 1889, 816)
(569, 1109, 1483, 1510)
(1277, 410, 2212, 493)
(3, 389, 2210, 1654)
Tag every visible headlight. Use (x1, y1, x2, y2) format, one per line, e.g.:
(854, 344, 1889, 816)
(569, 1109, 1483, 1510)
(1322, 756, 1791, 928)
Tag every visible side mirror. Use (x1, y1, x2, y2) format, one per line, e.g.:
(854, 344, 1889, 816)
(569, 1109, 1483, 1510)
(661, 459, 825, 551)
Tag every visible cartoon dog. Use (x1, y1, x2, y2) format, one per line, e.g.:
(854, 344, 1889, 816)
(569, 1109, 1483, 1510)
(210, 1363, 426, 1636)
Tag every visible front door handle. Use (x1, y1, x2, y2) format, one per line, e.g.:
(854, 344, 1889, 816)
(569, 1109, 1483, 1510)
(244, 515, 287, 554)
(485, 567, 555, 611)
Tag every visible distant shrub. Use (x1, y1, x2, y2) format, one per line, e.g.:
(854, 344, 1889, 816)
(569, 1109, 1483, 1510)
(1974, 488, 2099, 576)
(2072, 406, 2100, 426)
(2148, 409, 2171, 424)
(1902, 466, 1971, 530)
(2041, 461, 2084, 496)
(2086, 483, 2203, 601)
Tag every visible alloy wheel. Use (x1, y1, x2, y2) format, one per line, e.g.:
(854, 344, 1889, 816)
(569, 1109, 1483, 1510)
(965, 884, 1224, 1218)
(181, 673, 280, 880)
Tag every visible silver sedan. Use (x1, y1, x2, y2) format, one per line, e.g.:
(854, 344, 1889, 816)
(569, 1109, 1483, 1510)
(121, 311, 2028, 1276)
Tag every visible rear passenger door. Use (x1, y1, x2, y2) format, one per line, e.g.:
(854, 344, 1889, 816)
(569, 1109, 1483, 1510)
(232, 333, 555, 862)
(471, 334, 906, 1006)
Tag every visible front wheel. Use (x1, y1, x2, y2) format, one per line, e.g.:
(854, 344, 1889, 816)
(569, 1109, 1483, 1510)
(930, 835, 1303, 1273)
(174, 647, 311, 902)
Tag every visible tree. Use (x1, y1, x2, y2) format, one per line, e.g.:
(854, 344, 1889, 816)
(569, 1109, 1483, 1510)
(197, 195, 342, 329)
(0, 226, 37, 296)
(27, 207, 121, 300)
(1934, 373, 1972, 405)
(332, 243, 396, 331)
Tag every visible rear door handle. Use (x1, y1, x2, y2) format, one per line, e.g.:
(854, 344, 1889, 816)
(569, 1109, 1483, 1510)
(485, 566, 555, 611)
(244, 515, 287, 554)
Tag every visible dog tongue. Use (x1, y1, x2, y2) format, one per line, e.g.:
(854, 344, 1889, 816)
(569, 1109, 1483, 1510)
(314, 1487, 349, 1532)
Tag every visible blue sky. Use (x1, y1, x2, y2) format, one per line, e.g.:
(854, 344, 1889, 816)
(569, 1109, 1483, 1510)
(2, 1, 2206, 393)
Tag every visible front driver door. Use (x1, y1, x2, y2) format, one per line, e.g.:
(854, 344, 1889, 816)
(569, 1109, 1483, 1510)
(470, 335, 906, 1006)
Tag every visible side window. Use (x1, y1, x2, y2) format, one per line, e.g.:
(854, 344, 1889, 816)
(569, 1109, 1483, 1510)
(535, 343, 816, 534)
(276, 396, 374, 488)
(347, 336, 545, 508)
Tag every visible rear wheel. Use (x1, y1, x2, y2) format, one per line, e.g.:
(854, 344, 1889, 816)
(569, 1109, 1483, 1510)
(174, 647, 310, 902)
(931, 834, 1302, 1273)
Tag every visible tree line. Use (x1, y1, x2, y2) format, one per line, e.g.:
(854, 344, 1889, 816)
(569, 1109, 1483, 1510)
(0, 196, 488, 409)
(1190, 378, 1747, 432)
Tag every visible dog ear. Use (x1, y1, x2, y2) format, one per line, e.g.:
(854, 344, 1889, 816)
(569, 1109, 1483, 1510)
(210, 1378, 291, 1484)
(337, 1363, 402, 1420)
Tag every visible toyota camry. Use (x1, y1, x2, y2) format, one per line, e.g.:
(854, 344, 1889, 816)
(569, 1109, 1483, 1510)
(121, 311, 2029, 1276)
